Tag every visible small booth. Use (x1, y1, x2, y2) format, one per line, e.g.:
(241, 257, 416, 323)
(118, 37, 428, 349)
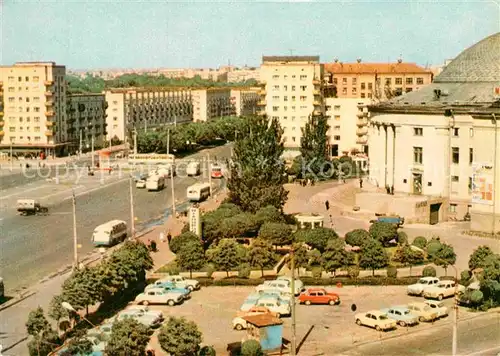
(295, 213, 324, 229)
(242, 314, 284, 352)
(99, 150, 112, 171)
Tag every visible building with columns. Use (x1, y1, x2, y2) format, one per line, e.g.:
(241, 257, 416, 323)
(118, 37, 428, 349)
(192, 88, 235, 122)
(366, 32, 500, 233)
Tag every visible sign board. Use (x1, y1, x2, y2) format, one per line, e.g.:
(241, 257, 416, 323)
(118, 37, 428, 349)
(128, 153, 175, 165)
(471, 164, 494, 205)
(189, 207, 201, 237)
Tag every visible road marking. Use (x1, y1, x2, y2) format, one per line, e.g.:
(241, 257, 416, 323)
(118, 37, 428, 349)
(38, 185, 86, 200)
(466, 346, 500, 356)
(0, 185, 50, 200)
(61, 177, 129, 201)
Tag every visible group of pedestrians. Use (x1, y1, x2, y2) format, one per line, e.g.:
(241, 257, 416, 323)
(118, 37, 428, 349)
(147, 231, 172, 252)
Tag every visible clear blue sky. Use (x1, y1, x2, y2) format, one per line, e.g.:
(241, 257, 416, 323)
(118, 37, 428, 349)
(2, 0, 498, 69)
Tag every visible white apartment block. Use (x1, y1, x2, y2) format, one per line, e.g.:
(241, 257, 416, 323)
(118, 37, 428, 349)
(104, 88, 192, 142)
(0, 62, 67, 157)
(325, 98, 370, 157)
(192, 88, 235, 122)
(259, 56, 324, 153)
(366, 32, 500, 233)
(230, 88, 259, 117)
(227, 68, 261, 83)
(67, 94, 108, 150)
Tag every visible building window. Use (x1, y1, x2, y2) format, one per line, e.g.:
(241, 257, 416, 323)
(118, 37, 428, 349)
(272, 75, 279, 80)
(451, 175, 459, 182)
(385, 78, 391, 85)
(300, 75, 307, 81)
(334, 125, 340, 130)
(272, 116, 279, 120)
(342, 88, 347, 95)
(413, 147, 423, 164)
(452, 147, 459, 164)
(352, 88, 357, 94)
(417, 77, 424, 85)
(284, 106, 288, 111)
(9, 127, 15, 132)
(300, 105, 308, 110)
(34, 126, 40, 132)
(300, 85, 307, 91)
(405, 88, 413, 93)
(449, 204, 457, 213)
(273, 85, 279, 91)
(368, 83, 373, 90)
(414, 127, 423, 136)
(334, 135, 341, 140)
(34, 107, 40, 112)
(468, 177, 473, 193)
(342, 78, 347, 84)
(395, 78, 402, 85)
(292, 137, 296, 142)
(292, 75, 296, 79)
(284, 96, 288, 102)
(334, 115, 340, 121)
(8, 87, 14, 92)
(291, 86, 296, 91)
(334, 105, 340, 111)
(34, 137, 41, 142)
(469, 148, 473, 164)
(8, 97, 14, 103)
(352, 78, 357, 85)
(406, 78, 413, 85)
(33, 76, 39, 82)
(18, 76, 22, 82)
(284, 85, 288, 91)
(367, 93, 372, 98)
(272, 96, 279, 101)
(333, 78, 338, 85)
(300, 96, 307, 102)
(361, 93, 366, 98)
(34, 117, 40, 122)
(291, 96, 296, 102)
(33, 97, 40, 102)
(361, 83, 366, 90)
(272, 106, 279, 112)
(469, 128, 474, 137)
(453, 128, 459, 137)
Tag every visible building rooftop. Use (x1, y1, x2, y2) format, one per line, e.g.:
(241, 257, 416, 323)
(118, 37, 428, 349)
(242, 314, 283, 328)
(262, 56, 320, 63)
(324, 62, 431, 75)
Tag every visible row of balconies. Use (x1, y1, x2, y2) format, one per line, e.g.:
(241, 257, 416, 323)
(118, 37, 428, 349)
(356, 137, 368, 144)
(356, 127, 368, 136)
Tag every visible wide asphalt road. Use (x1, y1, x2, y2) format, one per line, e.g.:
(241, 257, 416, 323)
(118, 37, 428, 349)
(0, 145, 231, 292)
(342, 312, 500, 356)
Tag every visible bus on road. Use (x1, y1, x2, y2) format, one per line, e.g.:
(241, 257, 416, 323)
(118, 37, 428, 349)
(187, 183, 211, 202)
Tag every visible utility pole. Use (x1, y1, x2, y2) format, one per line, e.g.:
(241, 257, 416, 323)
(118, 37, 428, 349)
(167, 128, 170, 155)
(72, 190, 78, 269)
(133, 129, 138, 155)
(207, 153, 213, 196)
(290, 247, 297, 355)
(79, 130, 82, 158)
(91, 135, 95, 168)
(170, 165, 176, 218)
(9, 143, 13, 171)
(452, 265, 458, 356)
(129, 175, 135, 239)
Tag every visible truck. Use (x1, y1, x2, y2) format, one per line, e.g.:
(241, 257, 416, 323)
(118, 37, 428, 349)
(146, 174, 166, 191)
(370, 215, 405, 227)
(186, 161, 201, 176)
(16, 199, 49, 216)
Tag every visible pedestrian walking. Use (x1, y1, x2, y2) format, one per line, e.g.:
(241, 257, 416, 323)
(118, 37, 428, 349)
(325, 200, 330, 211)
(359, 178, 363, 188)
(167, 232, 172, 244)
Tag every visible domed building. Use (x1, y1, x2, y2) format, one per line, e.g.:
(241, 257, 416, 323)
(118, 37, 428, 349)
(365, 32, 500, 233)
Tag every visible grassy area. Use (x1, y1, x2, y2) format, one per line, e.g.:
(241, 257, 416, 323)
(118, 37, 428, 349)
(156, 258, 278, 274)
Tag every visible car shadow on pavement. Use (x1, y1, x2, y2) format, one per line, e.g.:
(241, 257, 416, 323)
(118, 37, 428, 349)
(0, 296, 13, 305)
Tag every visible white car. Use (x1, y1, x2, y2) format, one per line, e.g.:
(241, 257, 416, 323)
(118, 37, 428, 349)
(355, 310, 398, 331)
(276, 276, 304, 295)
(147, 275, 200, 291)
(424, 300, 448, 318)
(232, 306, 277, 331)
(125, 305, 164, 320)
(255, 297, 291, 318)
(136, 179, 146, 188)
(256, 280, 293, 295)
(407, 302, 439, 322)
(407, 277, 440, 296)
(423, 280, 465, 300)
(135, 288, 183, 306)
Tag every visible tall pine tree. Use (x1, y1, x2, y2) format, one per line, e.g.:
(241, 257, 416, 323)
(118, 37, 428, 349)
(300, 113, 330, 177)
(227, 116, 288, 213)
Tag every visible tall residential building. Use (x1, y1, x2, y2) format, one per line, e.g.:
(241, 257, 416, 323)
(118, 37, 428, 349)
(230, 88, 259, 117)
(324, 61, 433, 101)
(0, 62, 67, 156)
(104, 88, 192, 142)
(67, 94, 108, 150)
(259, 56, 324, 153)
(366, 32, 500, 233)
(192, 88, 235, 122)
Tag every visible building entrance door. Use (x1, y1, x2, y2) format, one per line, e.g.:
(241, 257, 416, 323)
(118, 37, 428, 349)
(429, 203, 441, 225)
(412, 173, 422, 195)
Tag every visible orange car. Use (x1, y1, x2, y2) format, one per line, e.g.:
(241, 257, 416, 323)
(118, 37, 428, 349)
(298, 288, 340, 306)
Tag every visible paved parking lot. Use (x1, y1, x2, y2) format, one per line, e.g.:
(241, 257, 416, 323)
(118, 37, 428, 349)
(134, 285, 480, 355)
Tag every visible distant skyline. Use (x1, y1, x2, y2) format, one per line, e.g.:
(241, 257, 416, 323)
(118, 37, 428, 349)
(2, 0, 499, 70)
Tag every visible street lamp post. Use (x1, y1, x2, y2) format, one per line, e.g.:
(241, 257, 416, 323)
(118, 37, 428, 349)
(129, 175, 136, 239)
(290, 248, 297, 355)
(450, 265, 459, 356)
(72, 190, 79, 269)
(61, 302, 96, 328)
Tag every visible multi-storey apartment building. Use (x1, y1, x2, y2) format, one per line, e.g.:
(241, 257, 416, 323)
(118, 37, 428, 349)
(259, 56, 324, 153)
(0, 62, 67, 157)
(66, 94, 108, 150)
(367, 32, 500, 233)
(192, 88, 235, 122)
(104, 88, 192, 142)
(230, 88, 259, 117)
(227, 67, 260, 83)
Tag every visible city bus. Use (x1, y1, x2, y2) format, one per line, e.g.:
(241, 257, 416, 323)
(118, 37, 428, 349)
(211, 164, 223, 179)
(186, 183, 211, 202)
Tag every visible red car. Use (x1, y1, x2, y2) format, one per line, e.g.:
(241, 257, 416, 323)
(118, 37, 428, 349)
(298, 288, 340, 306)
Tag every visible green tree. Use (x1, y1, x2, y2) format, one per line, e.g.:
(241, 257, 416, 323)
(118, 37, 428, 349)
(345, 229, 371, 247)
(359, 239, 389, 276)
(481, 254, 500, 282)
(258, 222, 293, 247)
(368, 222, 398, 246)
(202, 204, 242, 244)
(412, 236, 427, 249)
(105, 318, 151, 356)
(426, 239, 443, 259)
(27, 330, 61, 356)
(322, 239, 354, 276)
(26, 307, 50, 337)
(227, 116, 288, 212)
(48, 295, 69, 331)
(392, 245, 424, 275)
(240, 339, 264, 356)
(254, 205, 285, 226)
(308, 249, 323, 267)
(61, 266, 103, 315)
(468, 245, 494, 271)
(433, 243, 456, 276)
(422, 266, 437, 277)
(219, 212, 259, 239)
(177, 240, 205, 278)
(158, 317, 203, 356)
(286, 243, 309, 276)
(300, 114, 330, 178)
(171, 232, 203, 254)
(63, 330, 93, 356)
(397, 231, 408, 245)
(199, 345, 217, 356)
(248, 238, 276, 276)
(294, 227, 338, 252)
(211, 239, 242, 277)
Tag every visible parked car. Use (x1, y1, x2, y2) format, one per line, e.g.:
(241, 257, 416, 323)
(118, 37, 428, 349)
(276, 276, 305, 295)
(145, 281, 191, 299)
(109, 310, 162, 329)
(407, 277, 440, 296)
(380, 306, 419, 327)
(135, 288, 183, 306)
(457, 282, 481, 306)
(232, 306, 277, 331)
(125, 305, 164, 321)
(423, 280, 465, 300)
(369, 215, 404, 227)
(259, 289, 294, 304)
(255, 280, 292, 295)
(407, 302, 439, 322)
(136, 179, 147, 189)
(354, 310, 398, 331)
(423, 300, 449, 318)
(255, 297, 291, 318)
(148, 275, 200, 291)
(298, 288, 340, 306)
(240, 294, 281, 312)
(87, 323, 113, 339)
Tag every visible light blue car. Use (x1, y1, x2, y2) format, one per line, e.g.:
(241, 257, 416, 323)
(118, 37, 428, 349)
(144, 281, 191, 299)
(381, 306, 419, 327)
(240, 293, 281, 312)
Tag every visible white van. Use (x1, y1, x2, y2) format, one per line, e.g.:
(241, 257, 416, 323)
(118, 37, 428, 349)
(186, 161, 201, 176)
(156, 164, 176, 178)
(187, 183, 211, 202)
(146, 175, 166, 191)
(92, 220, 127, 247)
